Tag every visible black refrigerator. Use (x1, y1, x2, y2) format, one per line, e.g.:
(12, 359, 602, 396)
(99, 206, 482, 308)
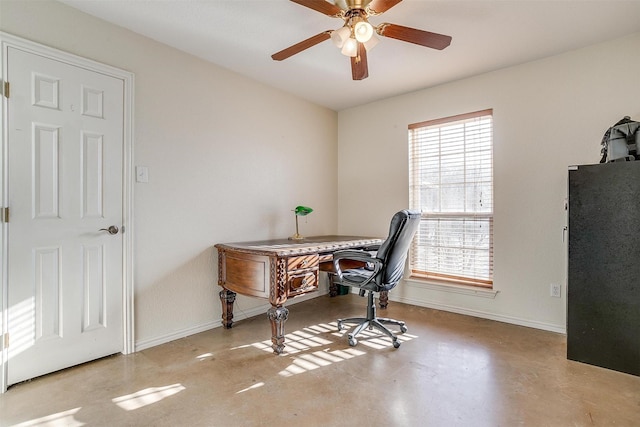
(567, 162, 640, 376)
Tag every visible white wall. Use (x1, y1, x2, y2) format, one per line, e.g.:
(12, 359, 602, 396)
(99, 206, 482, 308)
(0, 0, 338, 348)
(337, 32, 640, 333)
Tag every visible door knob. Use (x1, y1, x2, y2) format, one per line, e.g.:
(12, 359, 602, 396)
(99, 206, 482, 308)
(99, 225, 119, 235)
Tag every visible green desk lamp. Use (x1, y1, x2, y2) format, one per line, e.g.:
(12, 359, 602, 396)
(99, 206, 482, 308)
(289, 205, 313, 240)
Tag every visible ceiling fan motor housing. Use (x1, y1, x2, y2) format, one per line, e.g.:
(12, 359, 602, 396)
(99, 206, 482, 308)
(345, 0, 373, 10)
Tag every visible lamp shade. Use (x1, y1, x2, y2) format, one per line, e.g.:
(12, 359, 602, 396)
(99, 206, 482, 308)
(294, 205, 313, 216)
(354, 21, 374, 43)
(363, 33, 380, 51)
(331, 26, 351, 48)
(341, 37, 358, 57)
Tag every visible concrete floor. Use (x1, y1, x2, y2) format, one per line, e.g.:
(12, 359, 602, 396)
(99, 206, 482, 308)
(1, 293, 639, 426)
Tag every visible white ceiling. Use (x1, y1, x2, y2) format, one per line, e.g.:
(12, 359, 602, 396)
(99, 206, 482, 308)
(58, 0, 640, 111)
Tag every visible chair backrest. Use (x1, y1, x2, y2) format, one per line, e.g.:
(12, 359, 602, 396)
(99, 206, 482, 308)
(376, 210, 421, 287)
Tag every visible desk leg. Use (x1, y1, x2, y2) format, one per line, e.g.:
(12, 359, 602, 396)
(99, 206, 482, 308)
(267, 306, 289, 354)
(219, 289, 236, 329)
(328, 273, 338, 297)
(379, 290, 389, 309)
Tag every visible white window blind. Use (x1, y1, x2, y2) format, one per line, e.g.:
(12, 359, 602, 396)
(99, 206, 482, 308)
(409, 109, 494, 287)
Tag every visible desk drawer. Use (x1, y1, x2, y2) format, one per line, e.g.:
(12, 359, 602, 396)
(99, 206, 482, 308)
(287, 254, 318, 271)
(288, 270, 318, 296)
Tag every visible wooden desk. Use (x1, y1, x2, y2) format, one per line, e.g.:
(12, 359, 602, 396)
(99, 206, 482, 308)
(215, 235, 382, 354)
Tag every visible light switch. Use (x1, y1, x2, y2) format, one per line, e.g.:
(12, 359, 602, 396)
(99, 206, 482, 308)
(136, 166, 149, 183)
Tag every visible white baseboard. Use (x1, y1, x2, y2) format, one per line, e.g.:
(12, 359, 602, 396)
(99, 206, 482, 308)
(391, 294, 567, 335)
(135, 320, 220, 351)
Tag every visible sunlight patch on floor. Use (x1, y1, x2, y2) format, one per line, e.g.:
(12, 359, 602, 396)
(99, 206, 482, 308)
(278, 347, 367, 377)
(10, 407, 83, 427)
(340, 329, 418, 350)
(112, 384, 185, 411)
(248, 321, 416, 355)
(226, 320, 417, 381)
(196, 352, 214, 360)
(230, 320, 417, 377)
(236, 382, 265, 394)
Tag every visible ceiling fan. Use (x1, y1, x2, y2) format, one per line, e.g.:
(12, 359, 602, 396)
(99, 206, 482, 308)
(271, 0, 452, 80)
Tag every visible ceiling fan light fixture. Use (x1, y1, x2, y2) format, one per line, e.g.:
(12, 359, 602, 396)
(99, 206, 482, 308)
(341, 37, 358, 57)
(363, 33, 379, 51)
(331, 25, 351, 48)
(354, 21, 374, 43)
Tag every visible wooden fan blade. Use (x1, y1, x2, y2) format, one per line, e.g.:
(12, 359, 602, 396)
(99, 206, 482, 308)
(378, 23, 452, 50)
(290, 0, 343, 17)
(367, 0, 402, 15)
(272, 31, 332, 61)
(350, 42, 369, 80)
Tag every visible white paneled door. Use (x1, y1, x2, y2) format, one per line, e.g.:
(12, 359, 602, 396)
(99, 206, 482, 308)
(6, 46, 125, 386)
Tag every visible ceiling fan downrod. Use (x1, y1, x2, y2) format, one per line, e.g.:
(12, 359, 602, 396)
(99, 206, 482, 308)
(333, 0, 371, 11)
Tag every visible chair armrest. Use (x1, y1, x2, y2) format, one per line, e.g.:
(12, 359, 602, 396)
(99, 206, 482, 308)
(333, 249, 382, 288)
(333, 249, 376, 264)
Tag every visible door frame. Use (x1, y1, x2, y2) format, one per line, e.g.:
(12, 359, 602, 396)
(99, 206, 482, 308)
(0, 32, 135, 393)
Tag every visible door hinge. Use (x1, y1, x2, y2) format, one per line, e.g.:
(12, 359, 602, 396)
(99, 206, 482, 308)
(1, 207, 8, 223)
(2, 81, 9, 98)
(2, 333, 8, 349)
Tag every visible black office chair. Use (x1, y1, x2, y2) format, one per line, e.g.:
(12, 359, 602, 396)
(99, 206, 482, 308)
(333, 210, 421, 348)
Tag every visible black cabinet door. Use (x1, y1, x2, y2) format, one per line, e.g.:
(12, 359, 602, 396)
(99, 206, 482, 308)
(567, 162, 640, 376)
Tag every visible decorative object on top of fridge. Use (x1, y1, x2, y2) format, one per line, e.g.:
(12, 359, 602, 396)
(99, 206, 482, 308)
(599, 116, 640, 163)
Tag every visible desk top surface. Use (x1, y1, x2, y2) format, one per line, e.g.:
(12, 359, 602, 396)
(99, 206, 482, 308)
(215, 235, 383, 257)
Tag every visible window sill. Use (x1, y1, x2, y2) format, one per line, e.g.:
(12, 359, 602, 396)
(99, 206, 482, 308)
(405, 277, 499, 299)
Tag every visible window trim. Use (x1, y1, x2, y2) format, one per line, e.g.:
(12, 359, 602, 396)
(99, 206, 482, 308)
(408, 109, 494, 288)
(408, 109, 493, 130)
(405, 276, 499, 299)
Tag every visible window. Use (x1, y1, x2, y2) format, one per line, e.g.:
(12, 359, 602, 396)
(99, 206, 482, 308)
(408, 109, 493, 288)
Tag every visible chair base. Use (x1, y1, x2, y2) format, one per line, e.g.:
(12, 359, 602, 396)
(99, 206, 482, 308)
(337, 291, 407, 348)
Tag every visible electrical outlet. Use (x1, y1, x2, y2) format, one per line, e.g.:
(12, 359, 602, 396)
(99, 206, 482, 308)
(550, 283, 561, 298)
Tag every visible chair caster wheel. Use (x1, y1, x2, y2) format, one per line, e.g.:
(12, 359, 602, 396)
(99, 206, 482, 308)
(400, 325, 408, 333)
(348, 336, 357, 347)
(393, 339, 401, 349)
(337, 320, 344, 331)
